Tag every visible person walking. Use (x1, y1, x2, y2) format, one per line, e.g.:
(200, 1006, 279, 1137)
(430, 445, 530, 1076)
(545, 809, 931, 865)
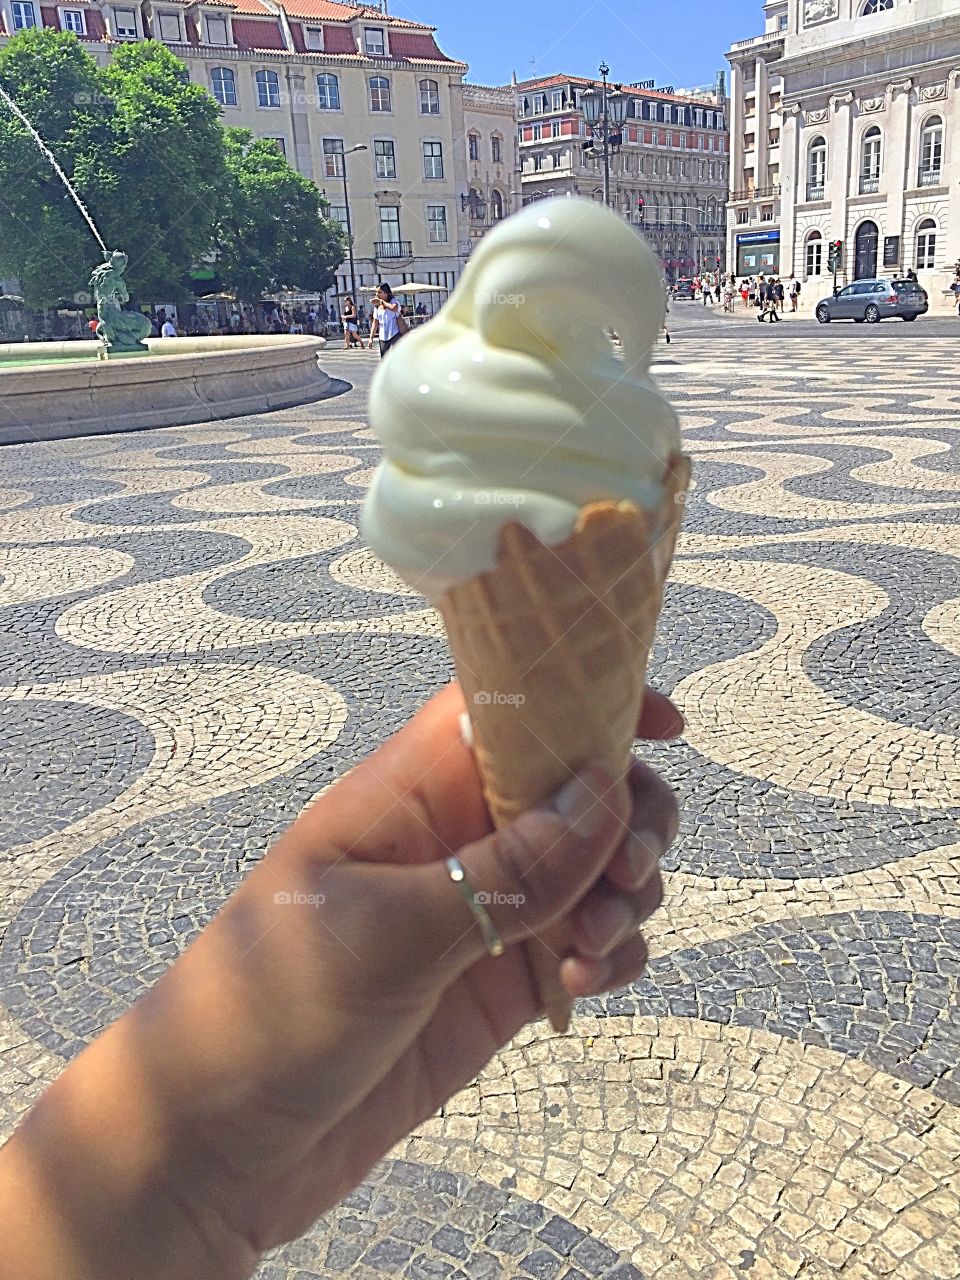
(723, 278, 735, 313)
(789, 276, 801, 313)
(341, 296, 361, 349)
(740, 280, 750, 310)
(758, 278, 780, 322)
(714, 278, 722, 304)
(367, 282, 407, 356)
(774, 279, 786, 314)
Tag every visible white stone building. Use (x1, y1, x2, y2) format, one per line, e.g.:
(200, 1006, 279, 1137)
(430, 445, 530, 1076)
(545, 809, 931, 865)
(727, 0, 960, 297)
(0, 0, 518, 305)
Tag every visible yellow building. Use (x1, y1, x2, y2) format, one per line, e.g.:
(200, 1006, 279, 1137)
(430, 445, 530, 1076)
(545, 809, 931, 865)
(0, 0, 519, 304)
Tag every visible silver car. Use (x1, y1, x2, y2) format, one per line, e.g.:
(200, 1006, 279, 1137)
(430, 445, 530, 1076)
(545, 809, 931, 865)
(815, 277, 929, 324)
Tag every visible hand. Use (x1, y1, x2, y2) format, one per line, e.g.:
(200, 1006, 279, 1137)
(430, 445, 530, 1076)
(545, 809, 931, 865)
(0, 683, 681, 1280)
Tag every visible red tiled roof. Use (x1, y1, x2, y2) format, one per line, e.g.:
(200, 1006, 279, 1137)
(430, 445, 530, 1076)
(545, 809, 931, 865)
(232, 16, 285, 48)
(289, 20, 305, 51)
(512, 71, 719, 106)
(322, 24, 356, 53)
(388, 31, 449, 60)
(189, 0, 431, 26)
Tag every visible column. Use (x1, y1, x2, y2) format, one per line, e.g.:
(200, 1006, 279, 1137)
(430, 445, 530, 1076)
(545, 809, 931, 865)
(726, 59, 743, 272)
(285, 70, 314, 180)
(884, 79, 914, 262)
(944, 72, 960, 271)
(780, 104, 801, 277)
(827, 91, 854, 273)
(755, 56, 769, 193)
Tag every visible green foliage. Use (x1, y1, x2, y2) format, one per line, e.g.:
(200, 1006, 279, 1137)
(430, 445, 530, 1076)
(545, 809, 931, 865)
(215, 128, 346, 303)
(0, 32, 345, 309)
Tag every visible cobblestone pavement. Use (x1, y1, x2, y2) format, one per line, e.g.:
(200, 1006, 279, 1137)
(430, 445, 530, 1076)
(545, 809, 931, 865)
(1, 338, 958, 1279)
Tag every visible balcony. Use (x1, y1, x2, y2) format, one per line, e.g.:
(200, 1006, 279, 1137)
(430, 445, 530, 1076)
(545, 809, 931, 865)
(918, 169, 942, 188)
(730, 184, 780, 201)
(805, 184, 825, 202)
(374, 240, 413, 260)
(859, 176, 880, 194)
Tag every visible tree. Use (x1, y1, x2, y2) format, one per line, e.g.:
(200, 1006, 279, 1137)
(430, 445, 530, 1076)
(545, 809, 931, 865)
(0, 29, 108, 305)
(0, 30, 226, 307)
(216, 128, 346, 304)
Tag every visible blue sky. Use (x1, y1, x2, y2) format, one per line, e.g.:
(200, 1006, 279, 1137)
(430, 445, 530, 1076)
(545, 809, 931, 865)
(389, 0, 762, 90)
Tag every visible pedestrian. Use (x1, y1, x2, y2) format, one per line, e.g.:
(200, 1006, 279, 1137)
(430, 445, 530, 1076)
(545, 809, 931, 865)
(160, 317, 177, 338)
(748, 279, 757, 308)
(789, 276, 801, 313)
(774, 279, 785, 313)
(758, 279, 780, 323)
(740, 280, 750, 309)
(714, 278, 722, 304)
(341, 295, 361, 348)
(702, 278, 713, 306)
(723, 279, 735, 313)
(367, 282, 408, 356)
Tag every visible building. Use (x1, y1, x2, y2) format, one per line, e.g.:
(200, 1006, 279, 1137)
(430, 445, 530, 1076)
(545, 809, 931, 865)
(0, 0, 519, 306)
(512, 72, 730, 280)
(461, 83, 519, 257)
(727, 0, 960, 295)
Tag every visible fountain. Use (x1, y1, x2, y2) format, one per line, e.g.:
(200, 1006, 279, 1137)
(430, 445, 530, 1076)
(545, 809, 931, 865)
(0, 86, 332, 442)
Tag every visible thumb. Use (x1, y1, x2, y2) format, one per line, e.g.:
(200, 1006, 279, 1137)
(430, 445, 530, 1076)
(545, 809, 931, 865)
(409, 764, 631, 974)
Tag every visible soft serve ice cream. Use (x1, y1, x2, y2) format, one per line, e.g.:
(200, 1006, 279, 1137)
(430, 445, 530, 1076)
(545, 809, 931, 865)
(361, 196, 681, 601)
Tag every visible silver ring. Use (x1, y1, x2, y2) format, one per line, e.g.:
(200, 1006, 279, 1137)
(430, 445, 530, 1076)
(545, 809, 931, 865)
(445, 856, 504, 957)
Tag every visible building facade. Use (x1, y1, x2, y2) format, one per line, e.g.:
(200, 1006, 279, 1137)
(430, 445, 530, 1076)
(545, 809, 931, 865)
(728, 0, 960, 294)
(461, 83, 519, 258)
(0, 0, 519, 304)
(512, 73, 729, 280)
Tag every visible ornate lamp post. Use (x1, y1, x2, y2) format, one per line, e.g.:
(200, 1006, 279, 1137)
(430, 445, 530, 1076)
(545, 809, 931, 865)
(579, 63, 629, 208)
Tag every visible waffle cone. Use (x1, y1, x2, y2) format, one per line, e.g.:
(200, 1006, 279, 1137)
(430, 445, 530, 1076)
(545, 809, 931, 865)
(439, 453, 691, 1031)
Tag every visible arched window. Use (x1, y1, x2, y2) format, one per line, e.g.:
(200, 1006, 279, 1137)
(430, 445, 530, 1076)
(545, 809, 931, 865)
(490, 189, 505, 221)
(210, 66, 236, 108)
(805, 231, 823, 277)
(316, 73, 340, 111)
(862, 0, 893, 13)
(419, 78, 439, 114)
(860, 126, 881, 192)
(916, 218, 937, 269)
(369, 75, 391, 112)
(919, 116, 943, 185)
(467, 132, 480, 162)
(807, 136, 826, 200)
(255, 69, 280, 109)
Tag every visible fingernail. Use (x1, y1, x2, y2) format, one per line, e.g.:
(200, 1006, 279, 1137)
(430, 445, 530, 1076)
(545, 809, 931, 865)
(553, 771, 606, 838)
(627, 828, 665, 885)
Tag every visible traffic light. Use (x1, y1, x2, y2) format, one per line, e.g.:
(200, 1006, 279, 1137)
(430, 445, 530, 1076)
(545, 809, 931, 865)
(828, 239, 843, 271)
(637, 195, 645, 223)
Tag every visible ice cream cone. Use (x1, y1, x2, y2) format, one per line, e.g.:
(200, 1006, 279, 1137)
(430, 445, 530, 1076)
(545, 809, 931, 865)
(439, 453, 691, 1032)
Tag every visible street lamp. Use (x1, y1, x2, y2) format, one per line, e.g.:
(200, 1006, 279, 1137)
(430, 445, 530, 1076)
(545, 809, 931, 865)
(340, 143, 367, 306)
(579, 62, 629, 208)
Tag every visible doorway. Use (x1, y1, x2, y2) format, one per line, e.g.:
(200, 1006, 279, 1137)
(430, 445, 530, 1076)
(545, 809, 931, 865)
(854, 220, 879, 279)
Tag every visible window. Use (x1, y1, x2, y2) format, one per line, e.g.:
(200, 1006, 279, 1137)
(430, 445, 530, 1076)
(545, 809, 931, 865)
(769, 128, 780, 146)
(778, 13, 788, 29)
(369, 76, 391, 112)
(364, 27, 385, 56)
(490, 189, 504, 221)
(205, 15, 228, 44)
(532, 123, 542, 141)
(551, 120, 560, 138)
(113, 7, 137, 37)
(329, 205, 348, 227)
(737, 210, 749, 224)
(11, 2, 36, 29)
(419, 78, 439, 114)
(373, 139, 396, 179)
(652, 129, 658, 145)
(316, 73, 339, 111)
(805, 232, 822, 276)
(916, 218, 937, 269)
(807, 135, 826, 199)
(322, 137, 344, 178)
(860, 125, 881, 192)
(211, 67, 237, 107)
(919, 116, 943, 184)
(256, 70, 280, 109)
(862, 0, 893, 12)
(422, 140, 443, 178)
(427, 204, 448, 243)
(267, 137, 286, 156)
(760, 205, 773, 222)
(379, 206, 400, 244)
(534, 93, 546, 114)
(62, 8, 86, 34)
(305, 26, 323, 51)
(491, 135, 502, 162)
(552, 90, 563, 111)
(468, 134, 480, 162)
(533, 153, 543, 171)
(552, 151, 561, 169)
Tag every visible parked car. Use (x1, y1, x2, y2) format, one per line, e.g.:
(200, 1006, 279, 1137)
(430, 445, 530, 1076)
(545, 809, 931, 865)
(815, 277, 929, 324)
(672, 279, 696, 300)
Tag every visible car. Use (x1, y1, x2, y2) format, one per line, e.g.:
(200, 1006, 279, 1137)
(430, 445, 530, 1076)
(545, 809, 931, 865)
(815, 277, 929, 324)
(672, 279, 696, 300)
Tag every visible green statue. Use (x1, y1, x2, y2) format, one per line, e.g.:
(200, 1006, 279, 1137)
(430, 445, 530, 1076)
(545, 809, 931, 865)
(91, 250, 151, 352)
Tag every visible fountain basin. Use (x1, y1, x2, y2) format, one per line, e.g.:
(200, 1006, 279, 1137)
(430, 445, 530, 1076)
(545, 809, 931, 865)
(0, 334, 333, 443)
